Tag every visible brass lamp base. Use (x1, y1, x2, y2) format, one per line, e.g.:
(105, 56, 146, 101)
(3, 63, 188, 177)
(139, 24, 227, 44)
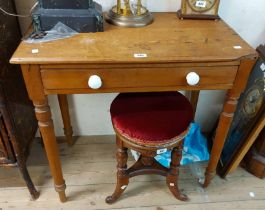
(105, 6, 153, 28)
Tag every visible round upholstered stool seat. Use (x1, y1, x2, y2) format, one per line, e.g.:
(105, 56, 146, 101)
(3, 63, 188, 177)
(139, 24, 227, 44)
(110, 92, 193, 148)
(106, 92, 193, 204)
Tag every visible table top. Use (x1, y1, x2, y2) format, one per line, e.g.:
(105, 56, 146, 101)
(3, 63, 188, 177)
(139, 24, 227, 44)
(10, 13, 256, 65)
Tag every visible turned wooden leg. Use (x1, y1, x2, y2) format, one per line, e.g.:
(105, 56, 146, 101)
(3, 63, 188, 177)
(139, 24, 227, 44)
(21, 64, 67, 202)
(106, 137, 129, 204)
(58, 95, 74, 146)
(190, 90, 200, 118)
(16, 155, 40, 200)
(203, 59, 256, 187)
(34, 101, 67, 202)
(203, 93, 238, 188)
(166, 141, 188, 201)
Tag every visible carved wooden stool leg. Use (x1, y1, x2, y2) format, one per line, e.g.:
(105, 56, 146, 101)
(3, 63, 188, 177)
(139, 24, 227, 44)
(106, 137, 129, 204)
(166, 141, 188, 201)
(17, 155, 40, 200)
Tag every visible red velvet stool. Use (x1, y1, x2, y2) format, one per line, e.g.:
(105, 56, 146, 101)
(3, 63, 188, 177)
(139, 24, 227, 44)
(106, 92, 193, 204)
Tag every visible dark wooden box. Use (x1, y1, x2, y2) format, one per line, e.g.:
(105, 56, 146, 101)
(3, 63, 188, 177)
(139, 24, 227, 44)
(244, 128, 265, 179)
(245, 148, 265, 179)
(32, 2, 103, 32)
(39, 0, 92, 9)
(256, 128, 265, 156)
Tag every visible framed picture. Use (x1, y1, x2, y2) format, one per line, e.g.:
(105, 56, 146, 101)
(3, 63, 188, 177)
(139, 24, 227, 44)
(217, 44, 265, 177)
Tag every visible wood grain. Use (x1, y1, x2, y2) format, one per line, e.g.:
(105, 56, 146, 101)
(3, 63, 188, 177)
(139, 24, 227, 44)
(0, 137, 264, 210)
(204, 58, 257, 187)
(10, 13, 256, 65)
(57, 95, 74, 146)
(21, 64, 67, 202)
(9, 13, 258, 202)
(41, 66, 238, 91)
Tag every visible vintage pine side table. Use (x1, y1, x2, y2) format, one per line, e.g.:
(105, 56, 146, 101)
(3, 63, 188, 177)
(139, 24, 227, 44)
(10, 13, 257, 202)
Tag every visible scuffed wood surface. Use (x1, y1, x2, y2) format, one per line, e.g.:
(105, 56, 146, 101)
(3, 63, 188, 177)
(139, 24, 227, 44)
(10, 13, 256, 64)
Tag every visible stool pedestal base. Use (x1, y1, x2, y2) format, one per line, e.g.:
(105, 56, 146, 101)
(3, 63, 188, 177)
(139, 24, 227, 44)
(106, 137, 188, 204)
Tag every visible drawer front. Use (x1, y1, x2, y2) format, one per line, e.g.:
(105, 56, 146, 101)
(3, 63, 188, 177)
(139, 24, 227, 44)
(41, 66, 238, 91)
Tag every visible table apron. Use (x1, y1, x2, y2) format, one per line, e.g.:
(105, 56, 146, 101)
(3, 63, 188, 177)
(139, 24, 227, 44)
(41, 65, 238, 94)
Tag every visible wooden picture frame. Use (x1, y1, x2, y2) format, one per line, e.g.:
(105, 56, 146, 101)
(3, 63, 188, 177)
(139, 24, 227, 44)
(218, 45, 265, 177)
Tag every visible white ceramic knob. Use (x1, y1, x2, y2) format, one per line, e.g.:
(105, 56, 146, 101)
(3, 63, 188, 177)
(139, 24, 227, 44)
(88, 75, 102, 89)
(186, 72, 200, 86)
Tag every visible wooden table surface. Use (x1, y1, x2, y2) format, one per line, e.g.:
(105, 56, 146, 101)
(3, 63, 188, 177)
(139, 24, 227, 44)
(11, 13, 255, 64)
(10, 13, 257, 203)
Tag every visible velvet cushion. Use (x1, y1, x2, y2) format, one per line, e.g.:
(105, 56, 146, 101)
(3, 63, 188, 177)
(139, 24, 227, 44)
(110, 92, 193, 146)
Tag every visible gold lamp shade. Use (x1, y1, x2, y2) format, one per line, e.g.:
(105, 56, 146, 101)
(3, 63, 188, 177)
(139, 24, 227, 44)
(105, 0, 153, 27)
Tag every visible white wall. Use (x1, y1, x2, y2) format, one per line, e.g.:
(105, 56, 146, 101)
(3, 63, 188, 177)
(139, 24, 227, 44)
(14, 0, 265, 136)
(219, 0, 265, 48)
